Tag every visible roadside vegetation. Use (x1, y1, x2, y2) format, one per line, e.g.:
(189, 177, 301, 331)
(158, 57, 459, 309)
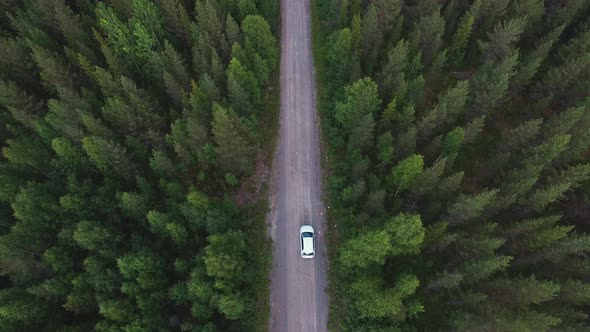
(313, 0, 590, 330)
(0, 0, 278, 330)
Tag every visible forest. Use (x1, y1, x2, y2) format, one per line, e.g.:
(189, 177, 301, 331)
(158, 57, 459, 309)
(313, 0, 590, 330)
(0, 0, 278, 330)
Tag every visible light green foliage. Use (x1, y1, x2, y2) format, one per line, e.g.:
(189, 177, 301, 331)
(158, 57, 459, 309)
(73, 221, 120, 254)
(441, 127, 464, 156)
(385, 213, 425, 255)
(238, 0, 258, 21)
(82, 136, 133, 178)
(0, 288, 45, 325)
(350, 274, 421, 320)
(326, 28, 359, 85)
(203, 231, 247, 280)
(99, 299, 133, 322)
(242, 15, 277, 72)
(96, 3, 134, 54)
(117, 249, 166, 290)
(339, 213, 424, 269)
(335, 78, 381, 132)
(390, 154, 424, 193)
(226, 57, 259, 115)
(339, 230, 392, 269)
(448, 5, 477, 67)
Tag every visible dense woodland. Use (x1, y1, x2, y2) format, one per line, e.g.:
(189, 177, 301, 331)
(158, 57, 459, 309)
(314, 0, 590, 330)
(0, 0, 278, 330)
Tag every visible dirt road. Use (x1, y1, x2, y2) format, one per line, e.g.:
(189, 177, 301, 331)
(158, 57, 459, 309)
(268, 0, 328, 330)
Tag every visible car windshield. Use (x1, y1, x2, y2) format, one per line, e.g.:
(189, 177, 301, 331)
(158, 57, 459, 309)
(302, 232, 313, 238)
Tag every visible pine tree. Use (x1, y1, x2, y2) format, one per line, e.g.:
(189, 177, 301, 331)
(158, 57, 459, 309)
(156, 0, 192, 44)
(446, 189, 498, 225)
(241, 15, 278, 74)
(389, 154, 424, 195)
(226, 57, 259, 115)
(542, 106, 584, 140)
(28, 42, 74, 93)
(478, 18, 525, 64)
(82, 136, 134, 179)
(339, 229, 392, 269)
(508, 0, 544, 32)
(385, 213, 425, 255)
(349, 273, 421, 320)
(468, 51, 518, 119)
(511, 24, 564, 91)
(117, 249, 167, 290)
(335, 78, 381, 134)
(225, 14, 241, 49)
(416, 80, 469, 140)
(360, 4, 382, 74)
(499, 118, 543, 152)
(348, 113, 375, 154)
(326, 28, 359, 88)
(211, 104, 256, 174)
(411, 8, 445, 66)
(374, 0, 402, 33)
(410, 157, 447, 198)
(448, 2, 479, 67)
(0, 288, 46, 326)
(535, 53, 590, 103)
(238, 0, 258, 21)
(377, 39, 408, 101)
(73, 220, 121, 256)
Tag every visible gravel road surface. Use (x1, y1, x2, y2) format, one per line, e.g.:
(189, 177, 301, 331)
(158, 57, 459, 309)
(268, 0, 328, 330)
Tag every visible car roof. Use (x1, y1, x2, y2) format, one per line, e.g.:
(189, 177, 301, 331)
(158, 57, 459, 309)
(302, 237, 314, 253)
(300, 224, 314, 233)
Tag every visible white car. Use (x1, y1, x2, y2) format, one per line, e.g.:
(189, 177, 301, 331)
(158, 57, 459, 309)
(300, 225, 315, 258)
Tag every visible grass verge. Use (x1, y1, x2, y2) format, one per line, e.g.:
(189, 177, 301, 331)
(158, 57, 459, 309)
(310, 2, 346, 331)
(241, 47, 281, 332)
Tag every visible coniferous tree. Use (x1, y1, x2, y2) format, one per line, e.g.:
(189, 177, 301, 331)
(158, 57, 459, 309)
(0, 0, 278, 330)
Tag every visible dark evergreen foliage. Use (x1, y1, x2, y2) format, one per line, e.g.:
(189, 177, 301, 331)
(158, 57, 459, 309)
(0, 0, 278, 330)
(314, 0, 590, 330)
